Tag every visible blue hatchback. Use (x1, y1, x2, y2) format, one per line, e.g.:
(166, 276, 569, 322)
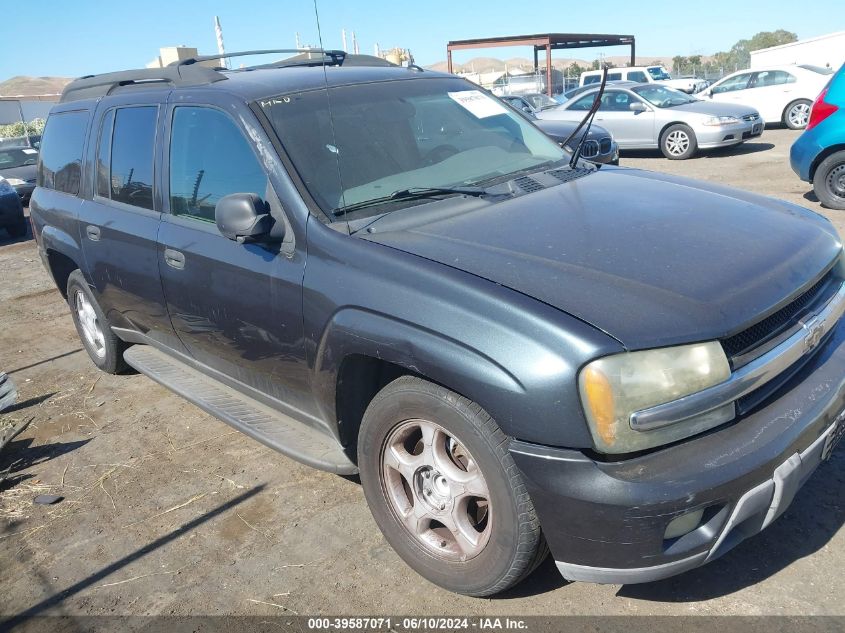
(791, 63, 845, 209)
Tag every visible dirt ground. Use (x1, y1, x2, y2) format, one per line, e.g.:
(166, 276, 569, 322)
(1, 127, 843, 619)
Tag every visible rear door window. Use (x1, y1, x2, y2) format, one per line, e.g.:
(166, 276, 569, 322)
(38, 110, 88, 195)
(109, 106, 157, 210)
(626, 71, 648, 83)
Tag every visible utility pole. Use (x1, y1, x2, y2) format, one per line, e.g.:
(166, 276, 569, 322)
(341, 29, 348, 52)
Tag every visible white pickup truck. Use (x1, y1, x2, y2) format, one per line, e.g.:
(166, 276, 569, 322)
(580, 66, 707, 93)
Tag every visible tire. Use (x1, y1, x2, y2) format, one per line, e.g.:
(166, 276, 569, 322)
(813, 151, 845, 210)
(5, 219, 27, 238)
(358, 376, 547, 596)
(66, 270, 128, 374)
(660, 124, 697, 160)
(783, 99, 812, 130)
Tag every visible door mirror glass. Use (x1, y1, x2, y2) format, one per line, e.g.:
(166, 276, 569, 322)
(629, 102, 647, 112)
(215, 193, 276, 243)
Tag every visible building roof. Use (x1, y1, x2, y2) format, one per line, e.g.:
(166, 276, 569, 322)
(447, 33, 635, 51)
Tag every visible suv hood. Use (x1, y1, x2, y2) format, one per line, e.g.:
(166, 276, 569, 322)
(363, 168, 841, 349)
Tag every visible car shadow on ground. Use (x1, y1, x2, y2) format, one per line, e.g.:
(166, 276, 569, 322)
(617, 448, 844, 602)
(621, 141, 775, 162)
(4, 485, 265, 628)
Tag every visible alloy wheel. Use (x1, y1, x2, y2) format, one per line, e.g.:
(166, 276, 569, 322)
(788, 102, 811, 128)
(665, 130, 690, 156)
(76, 290, 106, 359)
(380, 418, 491, 562)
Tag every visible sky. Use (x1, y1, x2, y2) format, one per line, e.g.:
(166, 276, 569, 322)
(1, 0, 842, 81)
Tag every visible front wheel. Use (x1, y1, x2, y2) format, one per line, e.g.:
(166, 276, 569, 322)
(813, 151, 845, 210)
(784, 99, 812, 130)
(660, 124, 697, 160)
(358, 376, 547, 596)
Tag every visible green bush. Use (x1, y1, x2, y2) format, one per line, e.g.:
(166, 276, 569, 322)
(0, 118, 45, 139)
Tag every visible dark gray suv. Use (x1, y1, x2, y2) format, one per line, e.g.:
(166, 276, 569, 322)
(30, 50, 845, 596)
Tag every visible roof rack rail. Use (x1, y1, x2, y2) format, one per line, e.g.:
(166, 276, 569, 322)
(60, 65, 226, 103)
(176, 48, 348, 68)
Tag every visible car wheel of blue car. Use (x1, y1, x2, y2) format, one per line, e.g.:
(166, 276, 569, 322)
(813, 150, 845, 211)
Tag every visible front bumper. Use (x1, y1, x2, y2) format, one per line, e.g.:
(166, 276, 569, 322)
(697, 120, 762, 149)
(511, 319, 845, 584)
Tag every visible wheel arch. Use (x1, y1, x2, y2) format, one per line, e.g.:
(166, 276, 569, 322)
(41, 225, 85, 299)
(314, 308, 527, 452)
(658, 121, 694, 144)
(810, 144, 845, 183)
(782, 98, 813, 125)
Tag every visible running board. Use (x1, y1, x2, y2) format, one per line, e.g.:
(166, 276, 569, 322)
(123, 345, 358, 475)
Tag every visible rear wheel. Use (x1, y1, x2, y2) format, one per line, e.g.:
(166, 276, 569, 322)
(660, 124, 697, 160)
(358, 376, 547, 596)
(67, 270, 128, 374)
(783, 99, 812, 130)
(813, 151, 845, 210)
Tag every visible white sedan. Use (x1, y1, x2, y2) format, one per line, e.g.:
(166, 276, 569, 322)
(698, 64, 833, 129)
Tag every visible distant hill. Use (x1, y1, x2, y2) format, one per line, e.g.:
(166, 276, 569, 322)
(0, 76, 71, 97)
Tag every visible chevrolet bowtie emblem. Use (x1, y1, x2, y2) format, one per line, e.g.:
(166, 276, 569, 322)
(804, 319, 826, 352)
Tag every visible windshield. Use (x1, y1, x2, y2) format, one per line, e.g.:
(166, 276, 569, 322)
(647, 66, 672, 81)
(259, 77, 565, 219)
(525, 93, 559, 111)
(632, 84, 698, 107)
(0, 147, 38, 169)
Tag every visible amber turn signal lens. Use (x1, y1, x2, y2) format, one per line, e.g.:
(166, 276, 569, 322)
(581, 366, 616, 446)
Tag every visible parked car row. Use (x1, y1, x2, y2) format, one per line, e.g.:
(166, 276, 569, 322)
(499, 93, 618, 165)
(537, 82, 762, 160)
(581, 65, 708, 94)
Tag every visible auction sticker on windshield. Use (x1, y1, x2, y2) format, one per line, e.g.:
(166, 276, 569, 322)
(448, 90, 508, 118)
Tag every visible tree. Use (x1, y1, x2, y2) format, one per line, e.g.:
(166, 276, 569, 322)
(672, 55, 687, 75)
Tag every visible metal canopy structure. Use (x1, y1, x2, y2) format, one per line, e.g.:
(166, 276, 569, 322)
(446, 33, 636, 96)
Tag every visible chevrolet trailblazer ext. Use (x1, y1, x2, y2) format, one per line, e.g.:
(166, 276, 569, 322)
(31, 50, 845, 596)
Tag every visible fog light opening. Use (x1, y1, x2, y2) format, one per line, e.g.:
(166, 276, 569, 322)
(664, 508, 705, 540)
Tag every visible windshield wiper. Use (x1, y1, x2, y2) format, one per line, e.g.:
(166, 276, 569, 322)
(332, 186, 486, 216)
(562, 65, 609, 168)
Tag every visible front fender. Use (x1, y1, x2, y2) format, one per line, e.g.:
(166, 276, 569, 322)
(304, 219, 623, 448)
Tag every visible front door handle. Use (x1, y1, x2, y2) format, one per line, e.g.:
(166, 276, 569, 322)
(86, 225, 101, 241)
(163, 248, 185, 270)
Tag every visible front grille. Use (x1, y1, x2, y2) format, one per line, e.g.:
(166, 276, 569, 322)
(742, 113, 759, 122)
(514, 176, 544, 193)
(721, 270, 835, 358)
(599, 137, 612, 153)
(580, 140, 599, 158)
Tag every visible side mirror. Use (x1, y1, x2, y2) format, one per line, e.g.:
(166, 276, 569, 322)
(629, 102, 647, 113)
(522, 104, 532, 113)
(215, 193, 276, 243)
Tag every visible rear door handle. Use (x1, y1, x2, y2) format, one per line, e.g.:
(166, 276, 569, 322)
(163, 248, 185, 270)
(86, 225, 101, 241)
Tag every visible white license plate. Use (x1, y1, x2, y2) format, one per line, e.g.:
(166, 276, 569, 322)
(823, 410, 845, 461)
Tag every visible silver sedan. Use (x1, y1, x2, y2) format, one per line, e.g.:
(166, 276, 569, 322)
(537, 82, 763, 160)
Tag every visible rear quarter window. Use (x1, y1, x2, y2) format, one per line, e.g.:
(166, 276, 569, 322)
(38, 110, 88, 195)
(626, 71, 648, 83)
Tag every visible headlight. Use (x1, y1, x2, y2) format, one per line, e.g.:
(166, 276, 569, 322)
(4, 177, 25, 186)
(579, 342, 732, 453)
(703, 116, 741, 126)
